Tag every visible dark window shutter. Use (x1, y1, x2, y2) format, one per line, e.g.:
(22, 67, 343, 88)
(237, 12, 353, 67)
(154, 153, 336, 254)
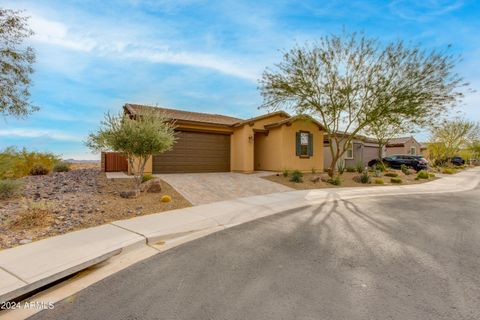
(308, 133, 313, 156)
(295, 132, 301, 156)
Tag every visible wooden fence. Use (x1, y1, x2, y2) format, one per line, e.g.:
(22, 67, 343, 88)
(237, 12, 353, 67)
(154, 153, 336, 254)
(103, 152, 128, 172)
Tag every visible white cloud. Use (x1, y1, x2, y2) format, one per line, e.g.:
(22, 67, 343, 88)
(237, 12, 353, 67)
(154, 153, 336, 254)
(0, 128, 83, 142)
(28, 13, 259, 81)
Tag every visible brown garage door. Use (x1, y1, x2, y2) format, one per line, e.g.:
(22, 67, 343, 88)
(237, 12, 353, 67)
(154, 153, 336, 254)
(153, 131, 230, 173)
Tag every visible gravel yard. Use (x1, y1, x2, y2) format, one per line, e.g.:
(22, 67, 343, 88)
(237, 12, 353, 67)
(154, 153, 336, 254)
(0, 169, 191, 250)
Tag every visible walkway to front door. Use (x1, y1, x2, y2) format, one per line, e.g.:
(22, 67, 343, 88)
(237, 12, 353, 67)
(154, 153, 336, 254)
(154, 172, 292, 205)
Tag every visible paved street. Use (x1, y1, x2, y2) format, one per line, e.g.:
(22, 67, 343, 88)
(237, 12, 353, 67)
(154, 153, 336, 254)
(32, 185, 480, 320)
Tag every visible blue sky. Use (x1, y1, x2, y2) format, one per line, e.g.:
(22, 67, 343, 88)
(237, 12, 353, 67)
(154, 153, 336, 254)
(0, 0, 479, 159)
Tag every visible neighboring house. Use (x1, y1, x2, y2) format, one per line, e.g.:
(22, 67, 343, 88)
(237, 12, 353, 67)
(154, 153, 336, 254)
(385, 136, 423, 156)
(123, 104, 325, 174)
(323, 134, 382, 170)
(419, 142, 429, 159)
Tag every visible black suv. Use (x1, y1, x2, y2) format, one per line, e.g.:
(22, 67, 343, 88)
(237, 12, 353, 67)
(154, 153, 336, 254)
(368, 155, 428, 171)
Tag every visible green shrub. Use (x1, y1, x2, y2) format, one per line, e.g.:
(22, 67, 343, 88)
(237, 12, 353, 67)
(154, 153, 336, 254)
(356, 161, 364, 173)
(142, 174, 154, 183)
(416, 170, 429, 179)
(375, 162, 386, 172)
(400, 164, 410, 175)
(442, 168, 455, 174)
(311, 167, 316, 174)
(385, 172, 399, 177)
(346, 167, 356, 173)
(327, 175, 341, 186)
(53, 162, 71, 173)
(29, 164, 50, 176)
(390, 177, 402, 184)
(373, 170, 381, 177)
(0, 179, 22, 199)
(0, 147, 60, 179)
(428, 173, 436, 178)
(374, 179, 384, 185)
(359, 169, 370, 184)
(290, 170, 303, 183)
(282, 169, 289, 177)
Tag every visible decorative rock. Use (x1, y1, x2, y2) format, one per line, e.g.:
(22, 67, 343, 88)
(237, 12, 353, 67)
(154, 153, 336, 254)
(320, 174, 329, 182)
(19, 239, 32, 245)
(119, 190, 140, 199)
(310, 176, 320, 183)
(139, 179, 162, 193)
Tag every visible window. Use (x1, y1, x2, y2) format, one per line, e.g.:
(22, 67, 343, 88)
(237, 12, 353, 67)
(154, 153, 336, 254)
(296, 131, 313, 157)
(300, 132, 309, 156)
(410, 146, 416, 155)
(345, 142, 353, 159)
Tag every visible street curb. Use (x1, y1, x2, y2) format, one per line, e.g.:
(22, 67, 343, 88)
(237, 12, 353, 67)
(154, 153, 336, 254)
(0, 168, 479, 303)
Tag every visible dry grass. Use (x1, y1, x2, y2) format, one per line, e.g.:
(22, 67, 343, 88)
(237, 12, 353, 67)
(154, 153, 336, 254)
(8, 199, 54, 230)
(68, 162, 100, 170)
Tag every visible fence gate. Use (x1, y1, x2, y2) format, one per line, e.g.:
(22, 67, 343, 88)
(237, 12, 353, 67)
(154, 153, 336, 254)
(104, 152, 128, 172)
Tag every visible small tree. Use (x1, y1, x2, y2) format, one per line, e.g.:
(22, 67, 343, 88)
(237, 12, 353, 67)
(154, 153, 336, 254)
(363, 117, 413, 161)
(429, 118, 480, 164)
(259, 32, 466, 176)
(86, 110, 176, 189)
(0, 9, 37, 118)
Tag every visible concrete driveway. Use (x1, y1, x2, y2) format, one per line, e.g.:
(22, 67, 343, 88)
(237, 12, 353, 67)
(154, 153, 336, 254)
(154, 172, 292, 205)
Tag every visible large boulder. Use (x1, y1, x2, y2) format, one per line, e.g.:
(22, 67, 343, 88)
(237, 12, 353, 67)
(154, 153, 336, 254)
(140, 178, 162, 193)
(320, 174, 330, 182)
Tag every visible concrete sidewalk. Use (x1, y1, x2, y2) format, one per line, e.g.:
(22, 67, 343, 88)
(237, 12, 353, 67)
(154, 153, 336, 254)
(1, 168, 479, 304)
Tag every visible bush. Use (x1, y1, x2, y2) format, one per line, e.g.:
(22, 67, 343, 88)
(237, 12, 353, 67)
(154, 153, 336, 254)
(0, 147, 60, 179)
(290, 170, 303, 183)
(400, 164, 410, 175)
(29, 164, 50, 176)
(346, 167, 356, 173)
(8, 199, 53, 229)
(53, 162, 71, 173)
(356, 161, 364, 173)
(429, 173, 436, 178)
(311, 167, 316, 174)
(385, 172, 398, 177)
(359, 169, 370, 184)
(390, 177, 402, 184)
(327, 175, 341, 186)
(0, 179, 22, 199)
(442, 168, 455, 174)
(416, 170, 429, 179)
(160, 195, 171, 202)
(374, 179, 384, 184)
(373, 170, 381, 177)
(142, 174, 154, 183)
(282, 169, 289, 177)
(374, 162, 386, 172)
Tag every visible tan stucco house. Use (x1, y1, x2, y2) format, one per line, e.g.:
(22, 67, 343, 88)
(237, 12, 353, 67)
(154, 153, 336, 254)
(385, 136, 423, 156)
(123, 104, 325, 174)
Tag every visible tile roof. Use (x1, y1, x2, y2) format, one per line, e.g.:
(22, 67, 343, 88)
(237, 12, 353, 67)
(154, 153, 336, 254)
(124, 104, 244, 126)
(387, 137, 413, 145)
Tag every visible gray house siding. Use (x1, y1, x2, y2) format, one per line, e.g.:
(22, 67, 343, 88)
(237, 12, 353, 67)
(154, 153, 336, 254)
(323, 138, 380, 170)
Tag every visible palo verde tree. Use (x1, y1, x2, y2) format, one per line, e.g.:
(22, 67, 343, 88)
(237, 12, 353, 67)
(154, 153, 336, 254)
(0, 8, 37, 118)
(86, 109, 176, 189)
(259, 32, 466, 176)
(428, 118, 480, 164)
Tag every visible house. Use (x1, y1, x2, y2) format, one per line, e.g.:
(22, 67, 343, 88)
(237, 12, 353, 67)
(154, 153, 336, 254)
(122, 104, 325, 174)
(323, 133, 382, 170)
(385, 136, 423, 156)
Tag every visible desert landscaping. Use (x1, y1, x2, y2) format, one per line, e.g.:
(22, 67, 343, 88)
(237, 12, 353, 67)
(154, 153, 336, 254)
(0, 166, 190, 250)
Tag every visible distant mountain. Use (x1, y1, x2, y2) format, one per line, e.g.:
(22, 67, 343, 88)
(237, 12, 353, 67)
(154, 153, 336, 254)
(64, 159, 99, 163)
